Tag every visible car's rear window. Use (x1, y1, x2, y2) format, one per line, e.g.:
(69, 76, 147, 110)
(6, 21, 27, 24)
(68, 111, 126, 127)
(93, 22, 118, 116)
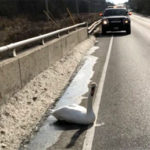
(104, 9, 128, 16)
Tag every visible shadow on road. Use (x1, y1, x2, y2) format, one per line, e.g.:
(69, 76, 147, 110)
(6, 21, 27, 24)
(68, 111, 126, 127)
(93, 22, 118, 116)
(53, 120, 88, 130)
(65, 126, 88, 148)
(53, 121, 92, 148)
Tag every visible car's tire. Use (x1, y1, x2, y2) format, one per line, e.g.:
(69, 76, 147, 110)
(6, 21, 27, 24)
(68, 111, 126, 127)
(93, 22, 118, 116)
(126, 26, 131, 34)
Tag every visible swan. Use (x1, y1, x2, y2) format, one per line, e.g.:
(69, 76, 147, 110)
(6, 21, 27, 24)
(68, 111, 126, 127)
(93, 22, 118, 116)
(51, 83, 97, 125)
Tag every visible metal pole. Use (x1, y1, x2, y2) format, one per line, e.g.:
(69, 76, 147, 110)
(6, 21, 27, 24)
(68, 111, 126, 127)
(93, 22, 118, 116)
(88, 0, 90, 13)
(45, 0, 49, 13)
(90, 0, 92, 13)
(75, 0, 79, 15)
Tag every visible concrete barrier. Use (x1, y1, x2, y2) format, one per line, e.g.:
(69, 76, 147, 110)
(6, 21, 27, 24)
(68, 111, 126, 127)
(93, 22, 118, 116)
(49, 39, 63, 65)
(18, 46, 49, 86)
(0, 27, 88, 104)
(78, 28, 88, 42)
(0, 58, 21, 104)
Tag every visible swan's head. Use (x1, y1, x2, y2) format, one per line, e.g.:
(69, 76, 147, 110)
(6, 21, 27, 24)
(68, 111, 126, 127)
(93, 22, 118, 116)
(90, 82, 97, 97)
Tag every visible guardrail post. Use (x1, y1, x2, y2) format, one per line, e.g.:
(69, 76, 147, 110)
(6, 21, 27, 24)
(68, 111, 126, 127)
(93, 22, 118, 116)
(13, 49, 17, 57)
(57, 33, 60, 38)
(42, 39, 45, 45)
(86, 22, 88, 28)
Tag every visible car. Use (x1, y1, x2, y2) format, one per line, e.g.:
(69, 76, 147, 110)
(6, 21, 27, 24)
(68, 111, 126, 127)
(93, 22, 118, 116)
(107, 6, 114, 8)
(100, 8, 131, 34)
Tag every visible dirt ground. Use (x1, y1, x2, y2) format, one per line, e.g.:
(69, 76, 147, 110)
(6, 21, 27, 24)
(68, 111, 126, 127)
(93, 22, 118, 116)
(0, 36, 95, 150)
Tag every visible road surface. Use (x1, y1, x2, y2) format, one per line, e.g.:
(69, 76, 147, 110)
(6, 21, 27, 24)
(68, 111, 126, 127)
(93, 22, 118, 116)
(25, 14, 150, 150)
(91, 14, 150, 150)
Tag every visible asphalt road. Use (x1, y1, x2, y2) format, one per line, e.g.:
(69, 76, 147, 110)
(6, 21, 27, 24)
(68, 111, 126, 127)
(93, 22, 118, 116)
(92, 14, 150, 150)
(25, 14, 150, 150)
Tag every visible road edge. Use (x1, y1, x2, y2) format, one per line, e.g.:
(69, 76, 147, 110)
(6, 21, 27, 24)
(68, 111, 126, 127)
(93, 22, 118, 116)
(82, 36, 114, 150)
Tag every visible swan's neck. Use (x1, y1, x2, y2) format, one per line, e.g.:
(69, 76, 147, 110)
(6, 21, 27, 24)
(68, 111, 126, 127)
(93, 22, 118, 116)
(87, 95, 94, 114)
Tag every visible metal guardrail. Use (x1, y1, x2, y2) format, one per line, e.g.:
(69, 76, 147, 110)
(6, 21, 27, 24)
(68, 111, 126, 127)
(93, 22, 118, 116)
(88, 19, 102, 34)
(0, 22, 87, 57)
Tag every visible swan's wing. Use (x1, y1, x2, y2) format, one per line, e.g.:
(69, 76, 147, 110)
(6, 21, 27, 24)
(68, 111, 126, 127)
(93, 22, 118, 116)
(68, 104, 86, 112)
(69, 104, 78, 107)
(52, 106, 87, 124)
(53, 106, 86, 115)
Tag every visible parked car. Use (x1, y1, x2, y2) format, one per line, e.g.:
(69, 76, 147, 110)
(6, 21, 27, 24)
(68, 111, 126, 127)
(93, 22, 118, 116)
(100, 8, 131, 34)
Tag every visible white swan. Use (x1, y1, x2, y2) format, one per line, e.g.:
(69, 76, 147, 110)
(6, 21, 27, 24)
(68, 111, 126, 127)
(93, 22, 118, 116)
(51, 83, 97, 125)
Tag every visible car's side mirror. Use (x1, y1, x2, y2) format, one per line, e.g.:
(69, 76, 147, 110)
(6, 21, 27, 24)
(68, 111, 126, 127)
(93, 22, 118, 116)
(99, 12, 103, 16)
(128, 12, 132, 15)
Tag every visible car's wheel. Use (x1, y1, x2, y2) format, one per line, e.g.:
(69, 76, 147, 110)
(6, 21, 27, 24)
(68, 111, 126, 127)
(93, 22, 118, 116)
(126, 26, 131, 34)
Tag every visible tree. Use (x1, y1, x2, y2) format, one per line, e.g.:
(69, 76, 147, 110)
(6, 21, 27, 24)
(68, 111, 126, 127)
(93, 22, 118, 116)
(0, 0, 107, 17)
(129, 0, 150, 14)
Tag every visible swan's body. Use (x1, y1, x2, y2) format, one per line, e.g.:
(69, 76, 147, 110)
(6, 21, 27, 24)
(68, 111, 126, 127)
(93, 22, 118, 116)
(51, 83, 96, 125)
(52, 105, 95, 124)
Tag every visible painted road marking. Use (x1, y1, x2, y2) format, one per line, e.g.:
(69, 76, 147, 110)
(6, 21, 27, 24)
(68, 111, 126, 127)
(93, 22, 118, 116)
(95, 122, 105, 127)
(82, 36, 114, 150)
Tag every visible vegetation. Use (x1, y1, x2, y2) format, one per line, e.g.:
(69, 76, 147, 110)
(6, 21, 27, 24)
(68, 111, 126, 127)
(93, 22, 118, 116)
(0, 0, 106, 46)
(0, 0, 106, 17)
(128, 0, 150, 14)
(106, 2, 115, 7)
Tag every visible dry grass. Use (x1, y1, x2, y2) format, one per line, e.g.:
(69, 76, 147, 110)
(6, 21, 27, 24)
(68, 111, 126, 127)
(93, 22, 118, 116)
(0, 14, 100, 46)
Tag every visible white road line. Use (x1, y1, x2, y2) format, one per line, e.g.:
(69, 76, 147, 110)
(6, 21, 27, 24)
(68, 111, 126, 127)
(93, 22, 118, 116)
(82, 36, 114, 150)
